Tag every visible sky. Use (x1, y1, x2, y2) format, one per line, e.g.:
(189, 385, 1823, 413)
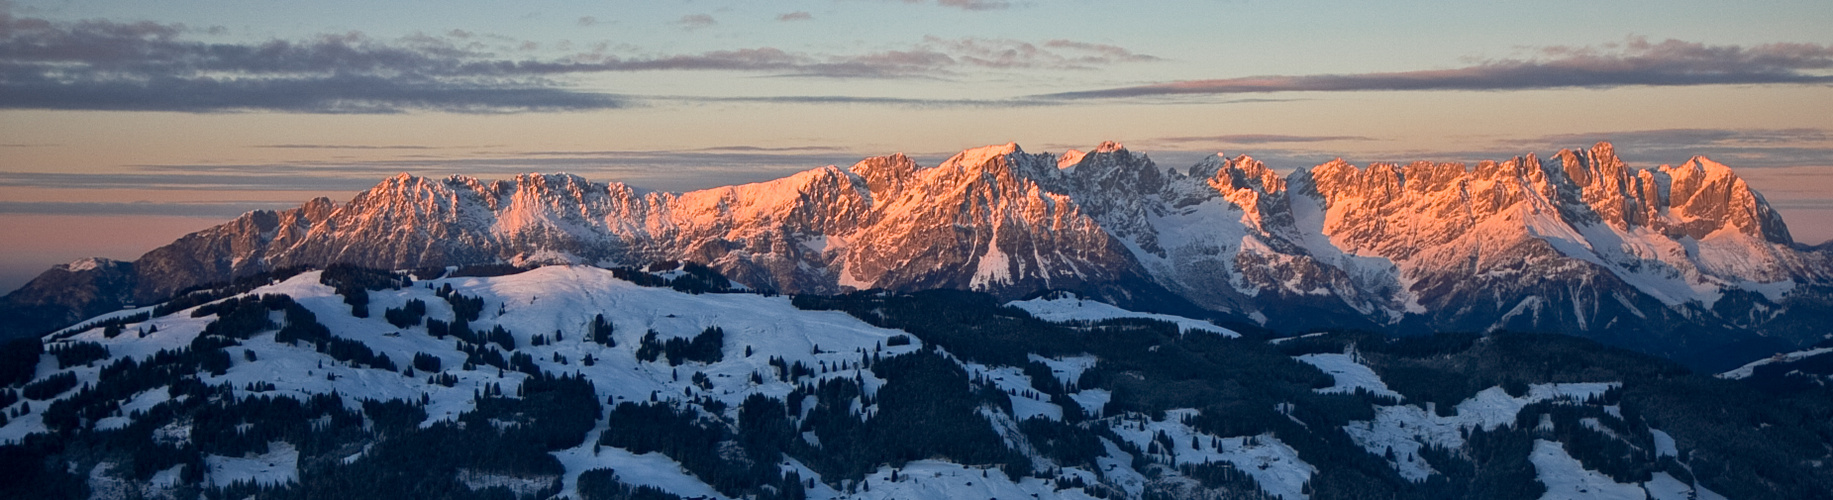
(2, 0, 1832, 293)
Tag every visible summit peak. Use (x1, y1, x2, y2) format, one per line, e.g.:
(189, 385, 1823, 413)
(944, 142, 1024, 170)
(1058, 149, 1087, 170)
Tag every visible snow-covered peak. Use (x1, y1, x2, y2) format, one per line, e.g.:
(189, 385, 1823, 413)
(1207, 154, 1282, 194)
(1657, 154, 1793, 244)
(1671, 155, 1734, 179)
(1187, 153, 1229, 179)
(943, 142, 1023, 171)
(58, 257, 116, 273)
(1057, 149, 1087, 170)
(849, 153, 919, 196)
(1093, 140, 1125, 153)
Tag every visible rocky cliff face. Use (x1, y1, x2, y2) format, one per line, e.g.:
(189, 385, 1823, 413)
(5, 141, 1825, 368)
(110, 143, 1147, 306)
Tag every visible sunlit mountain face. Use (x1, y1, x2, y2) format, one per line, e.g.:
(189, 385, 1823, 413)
(6, 142, 1828, 372)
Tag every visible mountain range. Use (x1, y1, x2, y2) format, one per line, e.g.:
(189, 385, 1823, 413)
(5, 141, 1829, 371)
(6, 141, 1833, 498)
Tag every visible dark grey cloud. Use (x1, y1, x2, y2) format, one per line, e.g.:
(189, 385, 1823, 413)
(0, 74, 624, 113)
(576, 37, 1155, 78)
(777, 12, 813, 22)
(0, 200, 298, 217)
(921, 37, 1158, 70)
(0, 5, 1159, 112)
(0, 8, 625, 113)
(1041, 37, 1833, 100)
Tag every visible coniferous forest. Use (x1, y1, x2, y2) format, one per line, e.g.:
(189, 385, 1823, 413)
(0, 264, 1827, 499)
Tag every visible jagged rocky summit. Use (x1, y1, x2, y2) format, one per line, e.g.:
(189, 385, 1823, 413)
(6, 141, 1830, 370)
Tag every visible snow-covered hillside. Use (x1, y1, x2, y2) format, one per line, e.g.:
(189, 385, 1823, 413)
(2, 264, 1822, 500)
(1292, 343, 1728, 499)
(0, 266, 1301, 500)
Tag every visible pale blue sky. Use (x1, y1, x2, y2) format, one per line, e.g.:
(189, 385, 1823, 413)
(1, 0, 1831, 291)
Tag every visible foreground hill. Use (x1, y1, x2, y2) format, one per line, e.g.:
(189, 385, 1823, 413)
(4, 142, 1829, 371)
(2, 265, 1827, 499)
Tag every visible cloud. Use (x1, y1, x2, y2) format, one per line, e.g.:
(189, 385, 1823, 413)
(689, 145, 846, 152)
(1520, 128, 1831, 148)
(661, 94, 1053, 108)
(0, 172, 380, 191)
(0, 143, 882, 193)
(0, 73, 625, 113)
(676, 14, 716, 30)
(1041, 37, 1833, 100)
(0, 8, 625, 113)
(777, 12, 813, 22)
(919, 37, 1158, 70)
(1503, 128, 1833, 168)
(576, 16, 597, 27)
(928, 0, 1012, 11)
(540, 37, 1155, 78)
(0, 6, 1157, 113)
(252, 144, 443, 150)
(0, 201, 299, 218)
(1152, 134, 1376, 145)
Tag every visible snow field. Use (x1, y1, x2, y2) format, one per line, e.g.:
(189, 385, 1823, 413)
(204, 441, 299, 487)
(1293, 352, 1402, 400)
(1105, 409, 1314, 500)
(1007, 294, 1238, 337)
(1528, 439, 1647, 500)
(1341, 383, 1618, 482)
(1717, 346, 1833, 380)
(963, 362, 1062, 421)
